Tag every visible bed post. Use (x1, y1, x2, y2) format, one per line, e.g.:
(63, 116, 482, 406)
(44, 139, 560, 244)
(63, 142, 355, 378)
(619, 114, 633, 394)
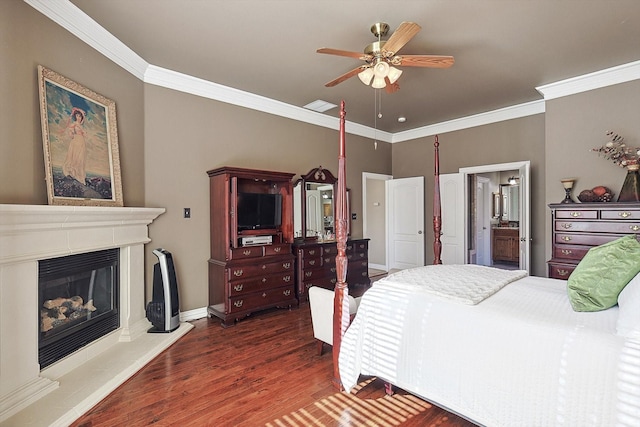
(332, 101, 349, 390)
(433, 135, 443, 265)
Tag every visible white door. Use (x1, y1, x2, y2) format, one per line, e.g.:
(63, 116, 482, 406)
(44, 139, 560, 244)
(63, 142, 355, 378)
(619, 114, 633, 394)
(439, 173, 465, 264)
(517, 162, 531, 272)
(387, 177, 425, 270)
(306, 190, 322, 236)
(476, 177, 491, 266)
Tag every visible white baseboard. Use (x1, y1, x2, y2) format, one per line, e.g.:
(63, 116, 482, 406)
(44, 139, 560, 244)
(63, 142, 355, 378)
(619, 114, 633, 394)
(180, 307, 208, 322)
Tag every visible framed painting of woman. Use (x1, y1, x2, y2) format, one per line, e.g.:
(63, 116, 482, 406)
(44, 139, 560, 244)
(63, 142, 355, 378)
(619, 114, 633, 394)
(37, 65, 123, 206)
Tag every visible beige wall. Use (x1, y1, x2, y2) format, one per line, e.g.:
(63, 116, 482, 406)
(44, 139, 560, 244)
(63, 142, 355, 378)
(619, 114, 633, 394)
(392, 114, 547, 276)
(544, 79, 640, 262)
(5, 2, 640, 312)
(143, 85, 391, 310)
(0, 1, 145, 206)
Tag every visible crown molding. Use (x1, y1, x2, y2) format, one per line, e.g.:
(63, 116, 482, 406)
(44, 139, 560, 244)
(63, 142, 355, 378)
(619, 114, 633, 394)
(27, 0, 639, 143)
(391, 100, 545, 143)
(536, 60, 640, 100)
(144, 65, 393, 142)
(24, 0, 149, 80)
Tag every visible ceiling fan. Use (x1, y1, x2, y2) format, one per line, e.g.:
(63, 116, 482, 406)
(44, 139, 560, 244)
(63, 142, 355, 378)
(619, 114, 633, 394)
(317, 21, 454, 93)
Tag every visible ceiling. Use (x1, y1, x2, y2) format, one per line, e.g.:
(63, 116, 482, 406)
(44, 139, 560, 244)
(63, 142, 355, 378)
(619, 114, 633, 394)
(66, 0, 640, 134)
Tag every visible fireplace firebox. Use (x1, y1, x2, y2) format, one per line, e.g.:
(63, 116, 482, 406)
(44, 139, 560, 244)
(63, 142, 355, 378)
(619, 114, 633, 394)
(38, 248, 119, 369)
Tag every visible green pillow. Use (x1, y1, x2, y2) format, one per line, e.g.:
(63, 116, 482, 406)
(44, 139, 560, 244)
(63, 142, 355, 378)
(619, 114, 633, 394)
(567, 235, 640, 312)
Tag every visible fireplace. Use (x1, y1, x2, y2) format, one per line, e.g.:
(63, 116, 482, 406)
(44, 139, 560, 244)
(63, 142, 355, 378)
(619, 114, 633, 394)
(39, 248, 120, 369)
(0, 204, 193, 426)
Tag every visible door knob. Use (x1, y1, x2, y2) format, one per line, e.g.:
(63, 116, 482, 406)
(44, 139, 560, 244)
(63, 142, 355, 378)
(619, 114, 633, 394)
(418, 230, 423, 234)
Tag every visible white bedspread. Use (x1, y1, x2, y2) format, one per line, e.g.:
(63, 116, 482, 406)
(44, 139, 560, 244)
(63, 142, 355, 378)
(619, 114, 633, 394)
(375, 264, 527, 304)
(339, 273, 640, 427)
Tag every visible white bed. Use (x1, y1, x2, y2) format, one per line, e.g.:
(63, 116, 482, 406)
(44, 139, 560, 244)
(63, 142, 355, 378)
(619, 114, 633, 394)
(339, 265, 640, 426)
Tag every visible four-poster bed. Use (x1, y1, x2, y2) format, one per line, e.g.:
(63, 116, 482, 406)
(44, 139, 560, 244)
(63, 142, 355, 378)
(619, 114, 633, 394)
(331, 102, 640, 425)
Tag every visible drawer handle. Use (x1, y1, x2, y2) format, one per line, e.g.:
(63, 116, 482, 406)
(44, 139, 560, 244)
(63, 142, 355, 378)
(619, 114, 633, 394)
(631, 225, 640, 231)
(243, 250, 251, 256)
(234, 269, 243, 277)
(283, 262, 291, 269)
(620, 212, 632, 218)
(262, 278, 267, 283)
(570, 212, 582, 217)
(561, 223, 572, 229)
(283, 289, 291, 296)
(233, 284, 244, 292)
(262, 293, 267, 298)
(561, 249, 573, 255)
(557, 269, 569, 277)
(273, 247, 281, 253)
(359, 253, 365, 258)
(362, 271, 367, 277)
(262, 265, 267, 269)
(331, 267, 336, 273)
(324, 257, 331, 263)
(561, 236, 572, 242)
(309, 250, 316, 255)
(305, 271, 312, 277)
(283, 275, 291, 282)
(309, 260, 316, 266)
(234, 300, 243, 308)
(330, 278, 336, 284)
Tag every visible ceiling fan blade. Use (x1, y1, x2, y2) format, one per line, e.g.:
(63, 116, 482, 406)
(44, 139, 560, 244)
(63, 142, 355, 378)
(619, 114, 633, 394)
(397, 55, 455, 68)
(324, 66, 366, 87)
(317, 48, 371, 60)
(382, 21, 421, 56)
(384, 77, 400, 94)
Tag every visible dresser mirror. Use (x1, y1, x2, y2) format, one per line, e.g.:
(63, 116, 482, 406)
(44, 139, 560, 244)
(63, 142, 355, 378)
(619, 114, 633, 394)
(294, 166, 349, 240)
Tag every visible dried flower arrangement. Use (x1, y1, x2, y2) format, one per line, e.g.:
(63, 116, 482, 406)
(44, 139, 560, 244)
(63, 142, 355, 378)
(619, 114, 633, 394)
(592, 131, 640, 167)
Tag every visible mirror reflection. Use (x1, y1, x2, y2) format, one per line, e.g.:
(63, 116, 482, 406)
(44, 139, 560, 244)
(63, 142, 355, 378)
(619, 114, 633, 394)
(293, 166, 337, 240)
(499, 183, 519, 223)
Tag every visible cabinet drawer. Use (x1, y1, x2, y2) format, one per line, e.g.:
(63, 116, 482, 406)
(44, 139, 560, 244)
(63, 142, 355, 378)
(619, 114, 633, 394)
(303, 276, 338, 291)
(302, 267, 333, 281)
(601, 209, 640, 220)
(301, 246, 321, 257)
(553, 245, 590, 261)
(347, 252, 367, 261)
(548, 263, 575, 280)
(555, 232, 627, 246)
(323, 255, 337, 267)
(228, 258, 293, 279)
(229, 246, 264, 260)
(228, 272, 294, 296)
(322, 245, 337, 256)
(302, 256, 322, 269)
(264, 243, 290, 256)
(555, 210, 598, 220)
(555, 220, 640, 234)
(228, 285, 295, 313)
(351, 241, 368, 252)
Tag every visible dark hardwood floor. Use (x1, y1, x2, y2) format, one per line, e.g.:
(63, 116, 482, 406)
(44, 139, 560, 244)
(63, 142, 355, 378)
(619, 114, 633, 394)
(71, 304, 476, 426)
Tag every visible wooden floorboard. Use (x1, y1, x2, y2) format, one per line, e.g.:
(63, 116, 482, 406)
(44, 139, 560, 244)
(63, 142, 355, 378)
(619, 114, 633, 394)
(71, 304, 477, 427)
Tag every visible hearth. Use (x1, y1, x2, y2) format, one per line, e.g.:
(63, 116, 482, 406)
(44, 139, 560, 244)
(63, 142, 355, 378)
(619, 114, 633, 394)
(39, 248, 120, 369)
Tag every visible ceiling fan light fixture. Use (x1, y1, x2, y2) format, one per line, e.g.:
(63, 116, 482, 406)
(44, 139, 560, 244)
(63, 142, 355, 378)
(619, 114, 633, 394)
(358, 67, 374, 85)
(387, 66, 402, 84)
(373, 60, 390, 78)
(371, 75, 386, 89)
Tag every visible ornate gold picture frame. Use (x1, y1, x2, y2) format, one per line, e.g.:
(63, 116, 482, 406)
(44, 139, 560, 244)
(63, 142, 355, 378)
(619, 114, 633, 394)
(38, 65, 123, 206)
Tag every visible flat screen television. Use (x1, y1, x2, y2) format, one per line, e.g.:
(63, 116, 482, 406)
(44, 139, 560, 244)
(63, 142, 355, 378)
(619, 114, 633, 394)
(237, 192, 282, 231)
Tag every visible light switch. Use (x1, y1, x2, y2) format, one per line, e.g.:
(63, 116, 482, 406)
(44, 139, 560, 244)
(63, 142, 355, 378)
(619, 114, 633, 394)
(184, 208, 191, 218)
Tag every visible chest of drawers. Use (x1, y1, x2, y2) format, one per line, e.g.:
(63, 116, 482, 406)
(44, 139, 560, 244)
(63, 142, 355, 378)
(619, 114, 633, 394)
(548, 203, 640, 279)
(293, 238, 370, 302)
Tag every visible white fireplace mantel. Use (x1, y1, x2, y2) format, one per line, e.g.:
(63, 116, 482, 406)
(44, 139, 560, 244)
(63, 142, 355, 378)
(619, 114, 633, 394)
(0, 204, 193, 426)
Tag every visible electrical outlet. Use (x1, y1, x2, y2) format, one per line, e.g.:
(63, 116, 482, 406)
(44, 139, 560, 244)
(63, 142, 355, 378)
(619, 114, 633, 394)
(351, 213, 357, 220)
(184, 208, 191, 218)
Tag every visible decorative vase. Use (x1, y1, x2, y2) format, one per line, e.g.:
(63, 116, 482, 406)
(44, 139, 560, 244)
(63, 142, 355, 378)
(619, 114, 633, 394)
(617, 164, 640, 202)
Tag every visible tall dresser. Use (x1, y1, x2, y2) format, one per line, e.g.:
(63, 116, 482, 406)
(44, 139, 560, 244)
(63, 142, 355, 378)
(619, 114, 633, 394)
(548, 202, 640, 279)
(293, 238, 370, 302)
(207, 167, 297, 327)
